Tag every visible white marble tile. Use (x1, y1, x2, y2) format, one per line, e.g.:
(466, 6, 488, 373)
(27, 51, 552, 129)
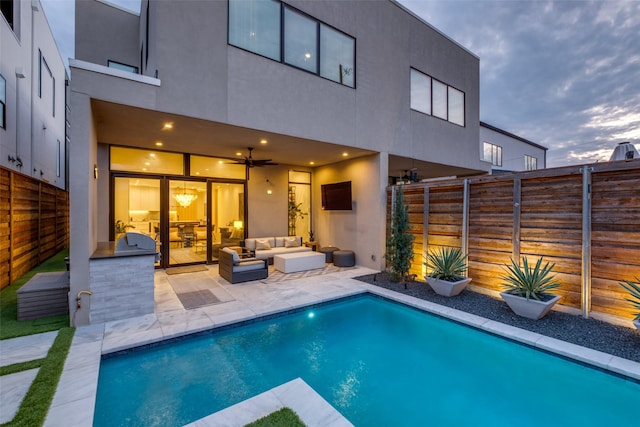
(0, 368, 39, 424)
(156, 308, 215, 338)
(607, 355, 640, 381)
(44, 395, 95, 427)
(186, 389, 283, 427)
(0, 331, 57, 367)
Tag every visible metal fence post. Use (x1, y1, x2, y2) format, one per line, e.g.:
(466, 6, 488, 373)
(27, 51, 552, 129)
(581, 167, 593, 318)
(462, 179, 470, 262)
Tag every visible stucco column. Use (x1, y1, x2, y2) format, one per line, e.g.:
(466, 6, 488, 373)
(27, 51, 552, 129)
(68, 88, 96, 326)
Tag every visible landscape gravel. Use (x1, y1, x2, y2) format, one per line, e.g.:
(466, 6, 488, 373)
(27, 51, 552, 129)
(355, 273, 640, 364)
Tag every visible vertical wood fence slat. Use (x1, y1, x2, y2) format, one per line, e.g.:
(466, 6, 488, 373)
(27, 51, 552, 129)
(0, 167, 69, 290)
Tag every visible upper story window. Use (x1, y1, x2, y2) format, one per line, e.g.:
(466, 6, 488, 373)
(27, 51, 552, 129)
(525, 155, 537, 171)
(410, 68, 465, 127)
(0, 74, 6, 129)
(39, 50, 55, 117)
(108, 60, 139, 74)
(1, 0, 14, 30)
(228, 0, 355, 88)
(483, 142, 502, 167)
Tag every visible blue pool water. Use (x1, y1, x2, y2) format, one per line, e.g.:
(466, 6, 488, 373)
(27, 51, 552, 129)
(95, 295, 639, 426)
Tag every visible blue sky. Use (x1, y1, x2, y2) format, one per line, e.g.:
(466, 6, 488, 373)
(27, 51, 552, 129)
(41, 0, 640, 167)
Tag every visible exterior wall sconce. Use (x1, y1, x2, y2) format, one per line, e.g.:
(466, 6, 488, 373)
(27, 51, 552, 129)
(94, 164, 99, 179)
(265, 178, 273, 195)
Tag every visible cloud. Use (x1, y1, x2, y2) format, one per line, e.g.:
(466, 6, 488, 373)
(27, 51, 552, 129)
(398, 0, 640, 167)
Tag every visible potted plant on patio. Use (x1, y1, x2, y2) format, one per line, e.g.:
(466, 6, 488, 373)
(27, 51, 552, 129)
(424, 247, 471, 297)
(500, 256, 561, 320)
(619, 278, 640, 331)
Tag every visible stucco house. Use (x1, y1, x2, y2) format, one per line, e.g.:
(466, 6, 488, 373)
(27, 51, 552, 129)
(69, 0, 490, 325)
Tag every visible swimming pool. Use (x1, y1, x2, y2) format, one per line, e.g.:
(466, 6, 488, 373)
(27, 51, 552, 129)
(94, 295, 639, 426)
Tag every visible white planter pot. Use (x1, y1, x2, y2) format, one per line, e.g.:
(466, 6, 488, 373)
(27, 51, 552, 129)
(426, 277, 472, 297)
(633, 317, 640, 331)
(500, 292, 561, 320)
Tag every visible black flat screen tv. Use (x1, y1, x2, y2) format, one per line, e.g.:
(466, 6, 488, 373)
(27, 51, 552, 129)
(321, 181, 352, 210)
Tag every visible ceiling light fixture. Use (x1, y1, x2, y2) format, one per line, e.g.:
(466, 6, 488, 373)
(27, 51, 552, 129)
(173, 183, 198, 207)
(162, 122, 173, 130)
(260, 139, 268, 144)
(342, 152, 349, 157)
(309, 161, 315, 165)
(155, 141, 163, 146)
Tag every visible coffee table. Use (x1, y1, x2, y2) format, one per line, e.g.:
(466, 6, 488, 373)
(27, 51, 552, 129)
(274, 252, 325, 273)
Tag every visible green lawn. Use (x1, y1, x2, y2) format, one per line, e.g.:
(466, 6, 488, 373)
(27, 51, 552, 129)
(1, 249, 74, 427)
(0, 249, 70, 340)
(245, 408, 306, 427)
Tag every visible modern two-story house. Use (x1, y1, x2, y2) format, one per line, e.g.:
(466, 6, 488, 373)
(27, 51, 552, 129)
(69, 0, 490, 325)
(1, 0, 68, 188)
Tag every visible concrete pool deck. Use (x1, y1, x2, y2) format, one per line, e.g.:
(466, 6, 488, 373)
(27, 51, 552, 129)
(2, 264, 639, 426)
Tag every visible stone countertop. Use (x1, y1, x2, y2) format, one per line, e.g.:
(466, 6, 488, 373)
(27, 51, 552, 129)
(90, 241, 156, 259)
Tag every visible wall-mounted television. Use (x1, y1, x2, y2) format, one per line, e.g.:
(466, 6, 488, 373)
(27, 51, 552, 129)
(321, 181, 352, 210)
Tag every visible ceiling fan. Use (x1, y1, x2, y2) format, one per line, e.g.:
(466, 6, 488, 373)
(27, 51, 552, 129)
(233, 147, 279, 168)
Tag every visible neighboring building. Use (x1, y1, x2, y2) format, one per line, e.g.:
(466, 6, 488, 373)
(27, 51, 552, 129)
(69, 0, 490, 325)
(480, 121, 547, 173)
(1, 0, 68, 189)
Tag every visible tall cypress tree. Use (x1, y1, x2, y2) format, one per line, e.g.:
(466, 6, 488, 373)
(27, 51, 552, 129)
(385, 187, 415, 288)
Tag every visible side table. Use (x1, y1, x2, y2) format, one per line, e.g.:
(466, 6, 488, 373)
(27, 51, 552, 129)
(304, 241, 320, 251)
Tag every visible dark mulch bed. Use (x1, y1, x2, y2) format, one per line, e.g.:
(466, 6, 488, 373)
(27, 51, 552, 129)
(355, 273, 640, 364)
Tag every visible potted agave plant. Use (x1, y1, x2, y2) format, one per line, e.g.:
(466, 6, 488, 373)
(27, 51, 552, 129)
(500, 256, 561, 320)
(619, 278, 640, 331)
(424, 247, 471, 297)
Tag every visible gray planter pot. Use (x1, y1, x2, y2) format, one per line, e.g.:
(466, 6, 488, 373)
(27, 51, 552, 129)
(634, 317, 640, 332)
(500, 291, 561, 320)
(426, 277, 472, 297)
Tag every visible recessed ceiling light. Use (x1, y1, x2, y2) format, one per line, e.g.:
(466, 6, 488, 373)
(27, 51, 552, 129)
(142, 167, 148, 171)
(144, 162, 150, 166)
(309, 161, 315, 165)
(195, 172, 200, 175)
(218, 160, 223, 164)
(155, 141, 163, 146)
(260, 139, 267, 144)
(342, 152, 349, 157)
(236, 152, 242, 156)
(162, 122, 173, 130)
(149, 153, 156, 157)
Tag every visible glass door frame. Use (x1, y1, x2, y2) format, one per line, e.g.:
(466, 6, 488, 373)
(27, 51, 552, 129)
(110, 172, 248, 268)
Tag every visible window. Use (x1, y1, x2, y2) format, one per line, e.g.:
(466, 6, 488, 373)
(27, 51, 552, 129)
(525, 155, 537, 171)
(483, 142, 502, 167)
(0, 74, 5, 129)
(284, 8, 317, 73)
(448, 87, 465, 126)
(320, 24, 355, 87)
(39, 50, 55, 116)
(1, 0, 13, 30)
(410, 68, 465, 126)
(108, 60, 139, 74)
(228, 0, 281, 61)
(410, 69, 430, 114)
(228, 0, 355, 87)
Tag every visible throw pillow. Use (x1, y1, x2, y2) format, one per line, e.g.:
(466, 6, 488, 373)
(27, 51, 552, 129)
(284, 237, 299, 248)
(256, 239, 272, 250)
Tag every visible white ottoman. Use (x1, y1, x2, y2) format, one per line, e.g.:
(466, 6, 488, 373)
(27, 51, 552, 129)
(274, 252, 325, 273)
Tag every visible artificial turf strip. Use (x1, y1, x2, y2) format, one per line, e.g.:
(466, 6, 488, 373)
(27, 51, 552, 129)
(0, 249, 69, 340)
(1, 327, 75, 427)
(0, 359, 43, 377)
(244, 407, 306, 427)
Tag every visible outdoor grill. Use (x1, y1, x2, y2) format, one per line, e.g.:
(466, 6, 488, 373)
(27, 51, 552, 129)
(115, 232, 160, 262)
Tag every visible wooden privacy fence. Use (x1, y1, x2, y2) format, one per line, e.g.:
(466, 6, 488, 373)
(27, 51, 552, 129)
(387, 159, 640, 322)
(0, 167, 69, 290)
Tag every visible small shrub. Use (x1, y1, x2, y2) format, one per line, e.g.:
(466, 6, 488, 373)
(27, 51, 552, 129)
(501, 256, 560, 301)
(424, 247, 468, 282)
(619, 278, 640, 317)
(385, 187, 414, 286)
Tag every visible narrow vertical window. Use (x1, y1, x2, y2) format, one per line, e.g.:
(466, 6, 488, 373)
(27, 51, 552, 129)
(432, 80, 447, 120)
(284, 7, 318, 73)
(0, 74, 6, 129)
(483, 142, 502, 167)
(447, 86, 464, 126)
(320, 24, 355, 87)
(410, 69, 431, 114)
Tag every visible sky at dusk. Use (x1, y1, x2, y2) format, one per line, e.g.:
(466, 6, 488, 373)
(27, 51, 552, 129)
(41, 0, 640, 167)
